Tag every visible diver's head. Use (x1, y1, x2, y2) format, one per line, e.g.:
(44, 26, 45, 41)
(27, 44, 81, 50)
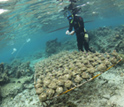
(67, 14, 74, 21)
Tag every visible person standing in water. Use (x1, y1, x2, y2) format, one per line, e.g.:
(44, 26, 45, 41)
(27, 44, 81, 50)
(65, 13, 92, 52)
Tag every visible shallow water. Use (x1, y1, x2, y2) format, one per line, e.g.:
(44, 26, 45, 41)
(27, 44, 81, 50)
(1, 1, 124, 107)
(0, 0, 124, 63)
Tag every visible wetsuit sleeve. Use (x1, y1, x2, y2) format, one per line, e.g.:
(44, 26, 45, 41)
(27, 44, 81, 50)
(75, 17, 84, 33)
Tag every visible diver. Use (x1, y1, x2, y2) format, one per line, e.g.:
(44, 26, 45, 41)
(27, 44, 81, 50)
(65, 12, 92, 52)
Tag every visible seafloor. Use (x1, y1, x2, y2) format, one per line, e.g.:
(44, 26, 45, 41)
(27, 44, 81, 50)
(1, 64, 124, 107)
(0, 26, 124, 107)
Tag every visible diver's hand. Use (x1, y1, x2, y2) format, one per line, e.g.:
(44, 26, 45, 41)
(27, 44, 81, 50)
(65, 30, 69, 35)
(70, 31, 75, 35)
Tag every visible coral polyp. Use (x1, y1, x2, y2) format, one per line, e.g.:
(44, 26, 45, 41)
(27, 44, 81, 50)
(34, 50, 121, 104)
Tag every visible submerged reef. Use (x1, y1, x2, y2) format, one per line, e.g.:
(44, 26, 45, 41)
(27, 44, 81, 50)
(45, 25, 124, 58)
(34, 50, 122, 106)
(45, 38, 77, 57)
(45, 38, 61, 57)
(7, 60, 33, 79)
(1, 76, 33, 99)
(0, 63, 9, 85)
(0, 63, 4, 73)
(0, 60, 34, 102)
(0, 59, 34, 85)
(88, 25, 124, 53)
(1, 25, 124, 106)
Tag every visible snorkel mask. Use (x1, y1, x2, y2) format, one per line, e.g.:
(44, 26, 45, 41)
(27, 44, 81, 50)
(67, 14, 73, 20)
(66, 11, 74, 23)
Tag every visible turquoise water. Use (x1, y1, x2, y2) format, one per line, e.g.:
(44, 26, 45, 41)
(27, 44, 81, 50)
(0, 0, 124, 63)
(1, 1, 124, 106)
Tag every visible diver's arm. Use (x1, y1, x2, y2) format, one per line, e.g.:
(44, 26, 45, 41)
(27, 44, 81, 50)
(69, 22, 75, 35)
(66, 22, 74, 35)
(68, 22, 73, 32)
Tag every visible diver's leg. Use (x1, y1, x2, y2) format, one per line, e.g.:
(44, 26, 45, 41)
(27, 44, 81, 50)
(84, 40, 93, 52)
(76, 34, 83, 52)
(83, 33, 92, 52)
(84, 41, 90, 52)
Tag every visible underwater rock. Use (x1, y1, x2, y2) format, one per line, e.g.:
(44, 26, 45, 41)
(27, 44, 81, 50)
(66, 101, 77, 107)
(10, 59, 22, 67)
(61, 40, 77, 50)
(16, 70, 22, 78)
(20, 61, 30, 68)
(6, 60, 34, 78)
(102, 94, 110, 100)
(23, 84, 34, 89)
(96, 27, 111, 36)
(0, 72, 9, 85)
(86, 26, 124, 53)
(45, 38, 61, 57)
(35, 52, 43, 59)
(117, 40, 124, 51)
(1, 76, 33, 98)
(1, 82, 24, 98)
(0, 63, 4, 73)
(0, 63, 10, 85)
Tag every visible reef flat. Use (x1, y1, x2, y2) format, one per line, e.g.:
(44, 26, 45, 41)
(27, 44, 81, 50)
(0, 26, 124, 107)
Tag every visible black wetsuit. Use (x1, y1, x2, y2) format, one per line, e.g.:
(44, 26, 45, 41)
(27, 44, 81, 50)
(68, 15, 91, 52)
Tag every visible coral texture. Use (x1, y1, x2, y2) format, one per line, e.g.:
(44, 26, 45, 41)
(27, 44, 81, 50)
(34, 50, 121, 103)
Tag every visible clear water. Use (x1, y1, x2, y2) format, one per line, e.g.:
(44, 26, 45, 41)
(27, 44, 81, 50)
(0, 0, 124, 63)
